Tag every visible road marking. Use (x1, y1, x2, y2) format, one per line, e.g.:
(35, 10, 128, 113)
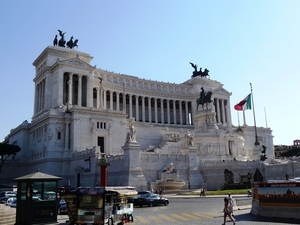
(171, 213, 189, 221)
(182, 213, 200, 220)
(148, 215, 162, 223)
(134, 215, 149, 224)
(193, 212, 212, 219)
(158, 214, 176, 222)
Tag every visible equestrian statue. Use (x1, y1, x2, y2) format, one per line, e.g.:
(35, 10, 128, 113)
(196, 87, 213, 110)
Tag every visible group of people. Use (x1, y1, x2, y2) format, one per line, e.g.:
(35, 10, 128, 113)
(152, 188, 163, 195)
(222, 193, 236, 225)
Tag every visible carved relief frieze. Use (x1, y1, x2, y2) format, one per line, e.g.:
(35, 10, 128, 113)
(68, 59, 85, 67)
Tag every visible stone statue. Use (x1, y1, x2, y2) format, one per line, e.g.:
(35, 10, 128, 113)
(200, 87, 205, 100)
(58, 29, 66, 47)
(197, 90, 213, 110)
(55, 30, 78, 49)
(67, 36, 74, 49)
(73, 39, 78, 48)
(203, 68, 209, 77)
(186, 131, 194, 146)
(162, 163, 177, 174)
(53, 35, 58, 46)
(66, 37, 79, 49)
(125, 123, 137, 143)
(189, 62, 198, 72)
(189, 62, 210, 78)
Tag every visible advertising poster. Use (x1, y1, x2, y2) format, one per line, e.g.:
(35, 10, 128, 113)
(253, 182, 300, 207)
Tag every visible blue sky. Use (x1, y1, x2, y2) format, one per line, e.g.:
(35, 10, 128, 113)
(1, 1, 299, 145)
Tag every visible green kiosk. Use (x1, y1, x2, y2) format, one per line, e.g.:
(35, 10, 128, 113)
(14, 170, 61, 225)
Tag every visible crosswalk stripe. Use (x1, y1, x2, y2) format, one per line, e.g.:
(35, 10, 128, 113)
(134, 211, 218, 223)
(204, 211, 219, 218)
(158, 214, 176, 222)
(134, 215, 149, 224)
(182, 213, 201, 220)
(148, 215, 163, 223)
(193, 212, 212, 219)
(171, 213, 189, 221)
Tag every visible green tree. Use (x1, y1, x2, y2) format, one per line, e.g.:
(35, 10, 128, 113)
(0, 143, 21, 173)
(281, 147, 300, 157)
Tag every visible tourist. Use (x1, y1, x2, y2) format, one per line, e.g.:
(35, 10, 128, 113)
(227, 193, 234, 216)
(159, 188, 162, 195)
(222, 197, 235, 225)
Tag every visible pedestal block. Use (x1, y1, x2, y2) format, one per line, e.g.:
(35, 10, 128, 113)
(122, 142, 147, 190)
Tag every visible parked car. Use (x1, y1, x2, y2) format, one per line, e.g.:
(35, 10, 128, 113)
(57, 199, 68, 214)
(138, 191, 152, 197)
(58, 204, 68, 214)
(8, 198, 17, 208)
(135, 194, 169, 207)
(127, 195, 139, 204)
(6, 197, 17, 206)
(0, 191, 16, 203)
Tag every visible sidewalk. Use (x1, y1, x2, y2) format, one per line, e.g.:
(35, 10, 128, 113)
(163, 193, 252, 211)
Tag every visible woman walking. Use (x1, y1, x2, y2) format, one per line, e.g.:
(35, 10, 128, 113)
(222, 197, 235, 225)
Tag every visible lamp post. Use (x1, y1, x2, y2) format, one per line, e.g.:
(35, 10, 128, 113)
(96, 151, 110, 187)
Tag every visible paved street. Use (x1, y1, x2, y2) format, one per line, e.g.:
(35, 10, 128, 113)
(57, 194, 300, 225)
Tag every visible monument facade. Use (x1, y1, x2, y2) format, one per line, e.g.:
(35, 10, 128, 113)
(2, 44, 291, 191)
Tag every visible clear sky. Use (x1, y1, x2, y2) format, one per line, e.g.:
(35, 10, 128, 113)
(1, 1, 299, 145)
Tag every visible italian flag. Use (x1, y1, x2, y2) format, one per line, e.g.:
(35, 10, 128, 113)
(234, 93, 251, 111)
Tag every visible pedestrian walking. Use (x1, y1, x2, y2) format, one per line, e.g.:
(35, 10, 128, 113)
(222, 197, 235, 225)
(227, 192, 234, 217)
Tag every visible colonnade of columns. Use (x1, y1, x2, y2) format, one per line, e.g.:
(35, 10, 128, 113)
(64, 73, 88, 107)
(96, 89, 193, 126)
(58, 71, 231, 128)
(214, 98, 231, 125)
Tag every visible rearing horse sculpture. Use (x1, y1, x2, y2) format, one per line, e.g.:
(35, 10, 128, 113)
(196, 91, 212, 110)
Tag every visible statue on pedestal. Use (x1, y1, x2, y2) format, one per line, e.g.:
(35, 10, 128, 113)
(185, 131, 194, 146)
(58, 29, 66, 47)
(196, 88, 213, 110)
(189, 62, 210, 78)
(125, 124, 137, 143)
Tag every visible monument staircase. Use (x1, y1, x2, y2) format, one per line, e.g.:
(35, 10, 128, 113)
(0, 204, 16, 225)
(145, 136, 186, 155)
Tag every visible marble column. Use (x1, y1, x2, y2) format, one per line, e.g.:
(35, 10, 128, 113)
(142, 96, 145, 122)
(117, 92, 120, 111)
(68, 74, 73, 105)
(135, 96, 139, 121)
(173, 101, 177, 124)
(216, 98, 221, 123)
(110, 91, 113, 110)
(78, 75, 82, 107)
(185, 101, 189, 125)
(167, 100, 170, 124)
(160, 98, 164, 124)
(154, 98, 158, 123)
(148, 98, 152, 123)
(103, 89, 107, 109)
(129, 94, 132, 118)
(179, 101, 183, 125)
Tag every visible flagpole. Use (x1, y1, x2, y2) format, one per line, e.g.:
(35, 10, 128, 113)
(237, 111, 240, 126)
(243, 109, 246, 126)
(250, 83, 259, 146)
